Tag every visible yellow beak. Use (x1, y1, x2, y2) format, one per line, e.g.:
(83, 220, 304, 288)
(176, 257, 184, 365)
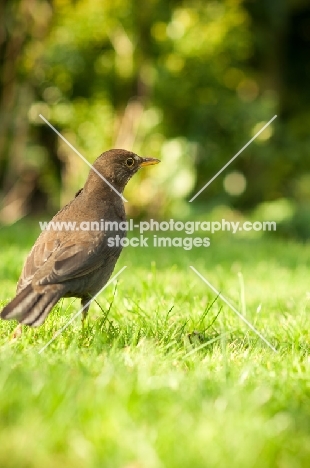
(139, 157, 161, 167)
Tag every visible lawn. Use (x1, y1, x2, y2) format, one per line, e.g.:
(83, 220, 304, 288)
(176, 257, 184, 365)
(0, 220, 310, 468)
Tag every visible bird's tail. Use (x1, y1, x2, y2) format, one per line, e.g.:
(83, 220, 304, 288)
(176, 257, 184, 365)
(0, 284, 62, 327)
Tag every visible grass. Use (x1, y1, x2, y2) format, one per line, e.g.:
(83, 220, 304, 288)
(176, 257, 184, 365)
(0, 219, 310, 468)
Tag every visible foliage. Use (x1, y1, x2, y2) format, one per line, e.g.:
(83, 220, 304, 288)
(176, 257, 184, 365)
(0, 0, 309, 233)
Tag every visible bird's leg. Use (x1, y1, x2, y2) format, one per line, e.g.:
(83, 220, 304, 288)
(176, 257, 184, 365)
(81, 296, 91, 325)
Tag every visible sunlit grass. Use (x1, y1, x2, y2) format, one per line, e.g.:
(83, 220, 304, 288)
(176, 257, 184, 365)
(0, 221, 310, 467)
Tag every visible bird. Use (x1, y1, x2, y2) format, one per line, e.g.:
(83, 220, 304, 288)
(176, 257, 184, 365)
(0, 149, 160, 327)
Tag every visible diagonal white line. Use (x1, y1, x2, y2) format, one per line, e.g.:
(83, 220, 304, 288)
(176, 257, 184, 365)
(190, 266, 277, 352)
(39, 114, 127, 202)
(189, 115, 277, 202)
(38, 266, 127, 354)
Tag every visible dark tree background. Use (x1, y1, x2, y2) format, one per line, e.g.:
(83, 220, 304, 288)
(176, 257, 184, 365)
(0, 0, 309, 235)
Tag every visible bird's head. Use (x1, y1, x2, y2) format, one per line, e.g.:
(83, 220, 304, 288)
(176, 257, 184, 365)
(86, 149, 160, 193)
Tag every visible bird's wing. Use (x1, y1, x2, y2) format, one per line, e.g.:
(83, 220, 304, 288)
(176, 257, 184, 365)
(32, 231, 122, 286)
(17, 236, 61, 292)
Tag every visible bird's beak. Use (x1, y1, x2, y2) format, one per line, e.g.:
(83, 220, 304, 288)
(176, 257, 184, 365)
(139, 157, 161, 167)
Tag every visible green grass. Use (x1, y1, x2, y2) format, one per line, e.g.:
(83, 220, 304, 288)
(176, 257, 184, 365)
(1, 220, 310, 468)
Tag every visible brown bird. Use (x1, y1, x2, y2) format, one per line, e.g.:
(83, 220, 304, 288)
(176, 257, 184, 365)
(0, 149, 160, 327)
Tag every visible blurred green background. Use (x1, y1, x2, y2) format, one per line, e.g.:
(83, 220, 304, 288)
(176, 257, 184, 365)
(0, 0, 309, 236)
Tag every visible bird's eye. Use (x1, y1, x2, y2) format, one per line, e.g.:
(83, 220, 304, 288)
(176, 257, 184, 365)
(126, 157, 134, 167)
